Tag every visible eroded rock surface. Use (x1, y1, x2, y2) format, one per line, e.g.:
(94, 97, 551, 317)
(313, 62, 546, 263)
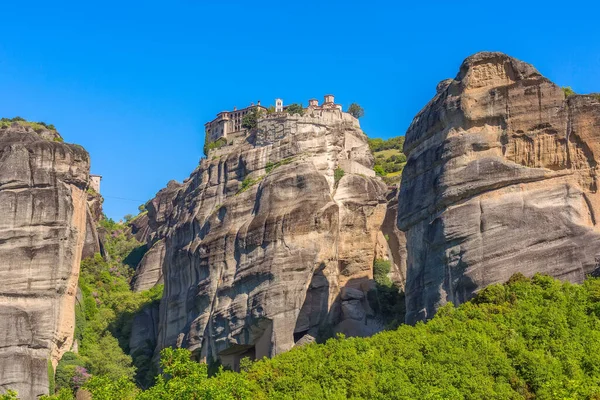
(135, 110, 393, 367)
(398, 52, 600, 324)
(0, 123, 95, 398)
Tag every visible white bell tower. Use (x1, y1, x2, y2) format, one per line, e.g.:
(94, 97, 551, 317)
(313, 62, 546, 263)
(275, 98, 283, 112)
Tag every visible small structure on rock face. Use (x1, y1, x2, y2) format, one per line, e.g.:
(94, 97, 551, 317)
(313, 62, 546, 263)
(275, 98, 284, 112)
(307, 94, 343, 111)
(89, 174, 102, 193)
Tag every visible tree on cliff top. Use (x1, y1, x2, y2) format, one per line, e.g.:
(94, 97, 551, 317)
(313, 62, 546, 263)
(285, 103, 304, 116)
(242, 108, 263, 131)
(347, 103, 364, 118)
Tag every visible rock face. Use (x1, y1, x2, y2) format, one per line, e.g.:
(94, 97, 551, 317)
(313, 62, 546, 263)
(0, 123, 95, 398)
(134, 110, 401, 368)
(398, 52, 600, 324)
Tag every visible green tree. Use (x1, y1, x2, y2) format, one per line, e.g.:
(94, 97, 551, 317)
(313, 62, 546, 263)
(285, 103, 304, 116)
(242, 108, 263, 130)
(347, 103, 364, 118)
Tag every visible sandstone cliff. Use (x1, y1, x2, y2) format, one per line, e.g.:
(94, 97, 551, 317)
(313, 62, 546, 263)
(0, 123, 96, 398)
(131, 110, 405, 368)
(398, 52, 600, 324)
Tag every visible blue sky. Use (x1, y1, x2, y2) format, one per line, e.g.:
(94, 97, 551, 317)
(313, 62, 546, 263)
(1, 1, 598, 219)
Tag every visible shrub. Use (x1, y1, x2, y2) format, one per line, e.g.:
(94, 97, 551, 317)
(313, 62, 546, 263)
(285, 103, 304, 116)
(334, 167, 345, 185)
(206, 137, 227, 153)
(237, 176, 263, 194)
(0, 390, 18, 400)
(563, 86, 576, 97)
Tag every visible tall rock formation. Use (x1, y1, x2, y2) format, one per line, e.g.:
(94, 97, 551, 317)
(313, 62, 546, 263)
(0, 123, 95, 399)
(132, 110, 405, 368)
(398, 52, 600, 324)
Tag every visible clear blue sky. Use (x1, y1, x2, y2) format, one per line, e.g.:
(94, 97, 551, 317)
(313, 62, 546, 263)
(1, 1, 598, 219)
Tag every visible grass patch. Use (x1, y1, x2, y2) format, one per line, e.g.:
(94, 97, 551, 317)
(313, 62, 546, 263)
(265, 157, 294, 174)
(206, 137, 227, 153)
(1, 117, 57, 132)
(237, 175, 264, 194)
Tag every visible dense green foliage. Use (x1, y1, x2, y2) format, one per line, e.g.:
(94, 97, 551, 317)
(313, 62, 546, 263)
(0, 390, 18, 400)
(286, 103, 304, 116)
(205, 137, 227, 154)
(44, 220, 163, 397)
(368, 136, 406, 185)
(242, 108, 263, 130)
(61, 274, 600, 399)
(347, 103, 364, 119)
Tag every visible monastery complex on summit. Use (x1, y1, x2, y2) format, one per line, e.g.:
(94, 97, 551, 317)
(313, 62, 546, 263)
(205, 95, 344, 143)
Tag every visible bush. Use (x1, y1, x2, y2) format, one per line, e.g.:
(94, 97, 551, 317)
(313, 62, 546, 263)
(563, 86, 576, 97)
(373, 165, 385, 176)
(285, 103, 304, 116)
(0, 390, 18, 400)
(237, 176, 263, 194)
(206, 137, 227, 154)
